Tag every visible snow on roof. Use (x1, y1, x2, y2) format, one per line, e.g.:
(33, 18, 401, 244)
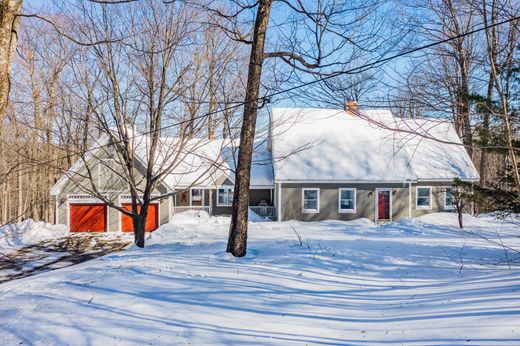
(270, 108, 479, 182)
(222, 139, 274, 188)
(396, 119, 479, 181)
(127, 134, 274, 189)
(50, 131, 274, 195)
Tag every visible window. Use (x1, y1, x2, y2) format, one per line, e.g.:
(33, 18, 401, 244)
(416, 187, 432, 209)
(338, 188, 356, 213)
(302, 188, 320, 213)
(444, 187, 455, 210)
(217, 187, 233, 206)
(191, 189, 203, 206)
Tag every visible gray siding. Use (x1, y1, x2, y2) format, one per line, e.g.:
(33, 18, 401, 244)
(279, 183, 410, 222)
(160, 198, 170, 224)
(59, 145, 167, 196)
(279, 182, 456, 222)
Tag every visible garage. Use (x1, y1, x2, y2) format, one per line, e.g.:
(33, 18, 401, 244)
(69, 203, 107, 232)
(121, 203, 159, 232)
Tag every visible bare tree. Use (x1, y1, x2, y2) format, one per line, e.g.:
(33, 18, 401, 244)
(479, 0, 520, 197)
(47, 0, 247, 247)
(398, 0, 478, 157)
(0, 0, 22, 118)
(201, 0, 389, 256)
(0, 13, 76, 225)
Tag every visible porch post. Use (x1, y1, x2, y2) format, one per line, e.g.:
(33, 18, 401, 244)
(277, 182, 282, 222)
(55, 197, 59, 224)
(168, 195, 172, 222)
(408, 182, 412, 218)
(209, 189, 213, 215)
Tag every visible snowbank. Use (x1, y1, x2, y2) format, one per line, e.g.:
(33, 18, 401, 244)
(0, 219, 68, 253)
(146, 211, 229, 245)
(248, 207, 269, 222)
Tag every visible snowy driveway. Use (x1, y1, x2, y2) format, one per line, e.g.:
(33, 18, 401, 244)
(0, 234, 132, 283)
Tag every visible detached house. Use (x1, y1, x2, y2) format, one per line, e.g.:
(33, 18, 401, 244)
(50, 105, 479, 232)
(270, 106, 478, 222)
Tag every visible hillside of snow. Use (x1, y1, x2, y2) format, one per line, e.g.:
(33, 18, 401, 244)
(0, 213, 519, 345)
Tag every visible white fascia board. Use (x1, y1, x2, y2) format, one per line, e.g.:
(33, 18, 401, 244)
(416, 177, 480, 183)
(275, 179, 417, 184)
(170, 184, 274, 191)
(249, 185, 275, 189)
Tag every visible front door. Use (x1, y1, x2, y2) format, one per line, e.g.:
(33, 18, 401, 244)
(377, 189, 391, 221)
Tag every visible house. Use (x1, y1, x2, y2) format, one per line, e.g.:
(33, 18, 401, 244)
(50, 105, 479, 232)
(50, 135, 275, 232)
(270, 106, 479, 222)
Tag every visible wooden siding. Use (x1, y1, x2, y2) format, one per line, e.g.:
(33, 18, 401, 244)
(278, 182, 454, 222)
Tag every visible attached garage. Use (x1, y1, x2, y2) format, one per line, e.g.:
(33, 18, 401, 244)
(120, 203, 159, 232)
(69, 203, 107, 232)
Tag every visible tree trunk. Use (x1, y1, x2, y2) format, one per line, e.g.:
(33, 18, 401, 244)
(0, 0, 22, 118)
(133, 207, 148, 248)
(458, 210, 463, 229)
(479, 74, 493, 187)
(457, 47, 473, 158)
(226, 0, 272, 257)
(207, 61, 215, 139)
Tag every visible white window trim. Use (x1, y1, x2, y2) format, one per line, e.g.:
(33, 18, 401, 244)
(67, 194, 108, 204)
(217, 186, 234, 207)
(302, 188, 320, 214)
(338, 188, 356, 213)
(444, 187, 455, 210)
(189, 188, 204, 206)
(375, 188, 393, 221)
(416, 186, 432, 210)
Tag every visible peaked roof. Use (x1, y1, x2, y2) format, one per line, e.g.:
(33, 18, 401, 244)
(148, 136, 274, 189)
(50, 132, 274, 195)
(270, 108, 479, 183)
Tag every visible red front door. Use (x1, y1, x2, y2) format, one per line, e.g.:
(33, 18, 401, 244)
(70, 204, 107, 232)
(121, 203, 159, 232)
(377, 190, 390, 220)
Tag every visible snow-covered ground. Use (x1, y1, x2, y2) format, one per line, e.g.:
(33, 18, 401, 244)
(0, 212, 519, 345)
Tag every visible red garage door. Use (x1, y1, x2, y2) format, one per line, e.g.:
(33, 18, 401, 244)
(70, 204, 107, 232)
(121, 203, 159, 232)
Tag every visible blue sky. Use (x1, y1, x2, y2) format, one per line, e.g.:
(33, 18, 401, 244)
(23, 0, 412, 111)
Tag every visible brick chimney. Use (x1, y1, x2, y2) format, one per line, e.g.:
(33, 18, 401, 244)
(344, 101, 359, 114)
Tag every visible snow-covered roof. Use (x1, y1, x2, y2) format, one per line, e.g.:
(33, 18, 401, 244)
(151, 137, 274, 189)
(270, 108, 479, 183)
(50, 132, 274, 195)
(224, 139, 274, 188)
(395, 119, 479, 181)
